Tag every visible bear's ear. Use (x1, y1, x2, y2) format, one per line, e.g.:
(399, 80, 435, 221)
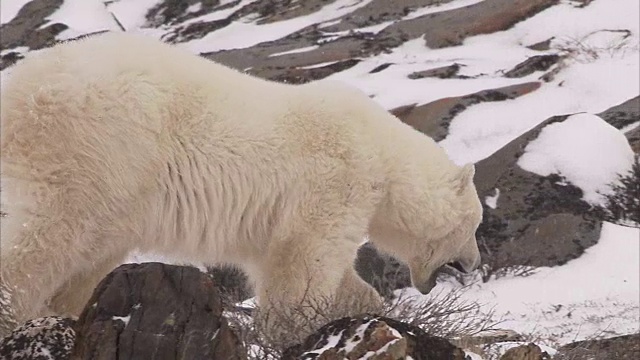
(454, 163, 475, 194)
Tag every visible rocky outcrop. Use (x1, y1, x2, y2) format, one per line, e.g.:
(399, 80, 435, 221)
(71, 263, 245, 360)
(0, 316, 75, 360)
(282, 314, 467, 360)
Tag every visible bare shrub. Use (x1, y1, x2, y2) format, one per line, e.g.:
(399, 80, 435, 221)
(225, 272, 501, 359)
(597, 155, 640, 227)
(383, 286, 501, 340)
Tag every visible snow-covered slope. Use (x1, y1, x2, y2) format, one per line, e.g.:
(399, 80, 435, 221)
(1, 0, 638, 356)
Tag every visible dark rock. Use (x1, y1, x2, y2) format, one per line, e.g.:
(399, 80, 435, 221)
(0, 51, 24, 71)
(597, 96, 640, 130)
(0, 316, 75, 360)
(282, 314, 466, 360)
(318, 0, 453, 33)
(369, 63, 393, 74)
(553, 334, 640, 360)
(626, 126, 640, 153)
(71, 263, 245, 360)
(474, 115, 602, 270)
(355, 243, 411, 299)
(265, 59, 361, 84)
(408, 63, 463, 79)
(390, 82, 541, 141)
(500, 343, 551, 360)
(0, 0, 65, 54)
(527, 37, 555, 51)
(504, 55, 561, 78)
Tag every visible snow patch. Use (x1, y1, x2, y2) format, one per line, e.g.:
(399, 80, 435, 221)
(485, 188, 500, 209)
(517, 114, 635, 204)
(0, 0, 31, 25)
(112, 314, 131, 326)
(46, 0, 121, 40)
(405, 0, 485, 20)
(106, 0, 165, 30)
(406, 222, 640, 345)
(269, 45, 320, 57)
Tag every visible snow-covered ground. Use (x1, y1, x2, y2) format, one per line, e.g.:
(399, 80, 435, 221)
(1, 0, 638, 356)
(402, 222, 639, 345)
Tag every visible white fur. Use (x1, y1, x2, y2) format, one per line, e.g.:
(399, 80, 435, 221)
(0, 32, 482, 338)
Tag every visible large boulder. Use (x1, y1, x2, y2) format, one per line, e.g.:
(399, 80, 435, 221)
(282, 314, 467, 359)
(71, 262, 245, 360)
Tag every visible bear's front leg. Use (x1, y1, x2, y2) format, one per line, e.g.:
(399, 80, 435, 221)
(254, 235, 361, 346)
(335, 267, 384, 315)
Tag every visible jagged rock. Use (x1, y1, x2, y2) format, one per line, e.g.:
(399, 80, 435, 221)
(354, 243, 411, 299)
(553, 334, 640, 360)
(282, 314, 466, 360)
(527, 37, 555, 51)
(71, 263, 245, 360)
(500, 343, 551, 360)
(474, 115, 602, 270)
(390, 82, 541, 141)
(0, 316, 75, 360)
(504, 55, 561, 78)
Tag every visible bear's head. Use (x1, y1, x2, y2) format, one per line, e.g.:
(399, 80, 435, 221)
(369, 163, 483, 295)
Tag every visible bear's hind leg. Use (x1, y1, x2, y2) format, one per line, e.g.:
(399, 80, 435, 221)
(45, 249, 129, 318)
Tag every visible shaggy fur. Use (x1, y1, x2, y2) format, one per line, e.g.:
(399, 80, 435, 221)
(0, 32, 482, 338)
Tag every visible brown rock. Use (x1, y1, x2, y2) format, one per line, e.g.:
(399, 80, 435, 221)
(500, 343, 551, 360)
(282, 315, 466, 360)
(71, 263, 245, 360)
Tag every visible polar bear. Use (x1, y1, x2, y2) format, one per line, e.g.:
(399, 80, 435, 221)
(0, 32, 482, 339)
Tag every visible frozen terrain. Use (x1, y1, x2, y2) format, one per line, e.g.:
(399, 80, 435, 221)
(1, 0, 638, 357)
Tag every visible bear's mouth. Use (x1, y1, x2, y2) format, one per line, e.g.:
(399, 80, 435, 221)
(446, 261, 468, 274)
